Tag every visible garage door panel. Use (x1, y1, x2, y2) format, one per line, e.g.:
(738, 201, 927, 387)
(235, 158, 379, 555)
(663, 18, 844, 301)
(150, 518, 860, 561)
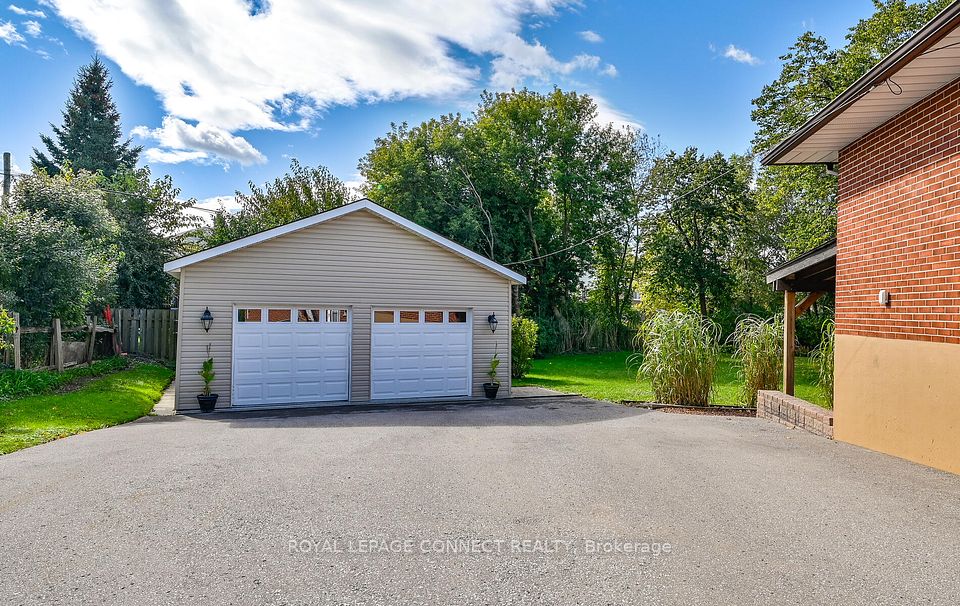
(235, 358, 263, 373)
(371, 310, 471, 400)
(296, 333, 321, 347)
(266, 332, 293, 347)
(233, 308, 351, 406)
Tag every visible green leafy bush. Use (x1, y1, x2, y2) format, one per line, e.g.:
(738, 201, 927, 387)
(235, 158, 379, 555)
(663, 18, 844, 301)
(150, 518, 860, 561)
(198, 357, 216, 396)
(511, 317, 539, 379)
(487, 353, 501, 385)
(812, 320, 835, 408)
(731, 315, 782, 406)
(0, 307, 14, 351)
(0, 356, 128, 401)
(633, 310, 720, 406)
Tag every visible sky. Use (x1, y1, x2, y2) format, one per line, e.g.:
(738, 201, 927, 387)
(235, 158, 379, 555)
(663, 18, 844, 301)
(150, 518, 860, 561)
(0, 0, 875, 211)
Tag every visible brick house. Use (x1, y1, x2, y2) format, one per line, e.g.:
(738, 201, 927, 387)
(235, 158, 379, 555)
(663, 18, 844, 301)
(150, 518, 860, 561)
(762, 2, 960, 474)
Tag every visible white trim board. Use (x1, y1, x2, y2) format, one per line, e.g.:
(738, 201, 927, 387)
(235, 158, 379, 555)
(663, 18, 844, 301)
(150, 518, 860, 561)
(164, 199, 527, 285)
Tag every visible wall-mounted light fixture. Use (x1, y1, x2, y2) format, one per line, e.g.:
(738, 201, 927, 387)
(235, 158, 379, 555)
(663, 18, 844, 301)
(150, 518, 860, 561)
(200, 307, 214, 332)
(487, 313, 499, 333)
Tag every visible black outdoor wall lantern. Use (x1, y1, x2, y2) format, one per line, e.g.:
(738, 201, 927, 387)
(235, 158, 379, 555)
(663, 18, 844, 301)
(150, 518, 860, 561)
(200, 307, 214, 332)
(487, 313, 498, 333)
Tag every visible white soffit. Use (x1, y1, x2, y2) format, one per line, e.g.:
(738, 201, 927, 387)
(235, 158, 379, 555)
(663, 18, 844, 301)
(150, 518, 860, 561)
(765, 7, 960, 165)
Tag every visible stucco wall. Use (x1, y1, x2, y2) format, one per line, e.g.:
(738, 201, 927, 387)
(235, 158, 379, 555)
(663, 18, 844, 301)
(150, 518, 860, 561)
(834, 333, 960, 475)
(174, 209, 513, 410)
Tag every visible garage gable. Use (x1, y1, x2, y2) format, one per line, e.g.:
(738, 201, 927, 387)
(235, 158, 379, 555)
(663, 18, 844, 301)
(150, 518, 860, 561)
(165, 199, 526, 284)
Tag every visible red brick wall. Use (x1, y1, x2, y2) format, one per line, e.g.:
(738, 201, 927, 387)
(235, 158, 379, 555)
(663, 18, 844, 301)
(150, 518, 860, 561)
(836, 78, 960, 344)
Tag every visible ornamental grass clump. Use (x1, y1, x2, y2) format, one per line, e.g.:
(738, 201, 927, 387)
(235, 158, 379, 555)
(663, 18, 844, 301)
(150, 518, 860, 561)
(730, 315, 782, 406)
(634, 310, 720, 406)
(812, 319, 836, 408)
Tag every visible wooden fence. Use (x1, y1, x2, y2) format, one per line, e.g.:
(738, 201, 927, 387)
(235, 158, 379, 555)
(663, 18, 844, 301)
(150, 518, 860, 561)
(3, 313, 112, 371)
(114, 308, 178, 361)
(2, 308, 177, 371)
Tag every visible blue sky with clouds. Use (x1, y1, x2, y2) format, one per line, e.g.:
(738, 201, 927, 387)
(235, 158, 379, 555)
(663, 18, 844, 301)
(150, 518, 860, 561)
(1, 1, 873, 208)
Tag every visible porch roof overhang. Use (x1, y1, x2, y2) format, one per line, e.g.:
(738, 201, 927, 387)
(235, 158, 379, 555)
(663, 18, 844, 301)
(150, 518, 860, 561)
(761, 0, 960, 166)
(765, 238, 837, 293)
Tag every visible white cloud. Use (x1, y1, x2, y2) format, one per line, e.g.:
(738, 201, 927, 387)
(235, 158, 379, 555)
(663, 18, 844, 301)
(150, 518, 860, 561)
(8, 4, 45, 18)
(22, 18, 39, 36)
(0, 20, 24, 44)
(592, 94, 642, 131)
(579, 30, 602, 43)
(490, 35, 603, 89)
(722, 44, 761, 66)
(43, 1, 615, 164)
(132, 117, 267, 167)
(601, 64, 618, 78)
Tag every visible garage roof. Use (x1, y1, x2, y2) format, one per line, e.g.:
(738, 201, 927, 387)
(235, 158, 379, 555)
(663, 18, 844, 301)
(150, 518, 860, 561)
(164, 199, 527, 284)
(762, 0, 960, 166)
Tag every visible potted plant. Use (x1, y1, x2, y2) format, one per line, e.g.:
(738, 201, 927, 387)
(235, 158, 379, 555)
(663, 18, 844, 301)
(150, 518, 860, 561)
(196, 357, 218, 412)
(483, 353, 501, 399)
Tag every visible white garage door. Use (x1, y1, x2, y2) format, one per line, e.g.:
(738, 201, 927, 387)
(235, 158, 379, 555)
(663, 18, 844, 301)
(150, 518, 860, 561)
(232, 307, 350, 406)
(371, 309, 471, 400)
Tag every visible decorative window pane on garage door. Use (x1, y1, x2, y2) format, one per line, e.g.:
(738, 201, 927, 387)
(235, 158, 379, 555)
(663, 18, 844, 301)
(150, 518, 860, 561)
(238, 308, 262, 322)
(268, 309, 291, 322)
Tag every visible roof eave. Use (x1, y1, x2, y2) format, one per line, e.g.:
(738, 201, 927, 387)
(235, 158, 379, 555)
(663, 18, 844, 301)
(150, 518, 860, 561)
(761, 1, 960, 166)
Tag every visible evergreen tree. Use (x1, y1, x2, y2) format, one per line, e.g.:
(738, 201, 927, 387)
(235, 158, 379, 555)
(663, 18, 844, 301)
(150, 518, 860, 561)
(32, 56, 141, 177)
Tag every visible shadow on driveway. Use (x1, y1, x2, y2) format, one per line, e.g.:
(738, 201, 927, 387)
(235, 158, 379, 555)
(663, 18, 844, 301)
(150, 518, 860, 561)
(170, 395, 651, 429)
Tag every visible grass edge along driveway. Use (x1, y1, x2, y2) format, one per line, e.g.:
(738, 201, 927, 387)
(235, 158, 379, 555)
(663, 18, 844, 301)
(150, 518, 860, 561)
(514, 350, 828, 407)
(0, 363, 174, 455)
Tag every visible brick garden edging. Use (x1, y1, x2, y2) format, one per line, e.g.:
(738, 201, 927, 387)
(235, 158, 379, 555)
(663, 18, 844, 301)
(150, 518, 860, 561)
(757, 391, 833, 439)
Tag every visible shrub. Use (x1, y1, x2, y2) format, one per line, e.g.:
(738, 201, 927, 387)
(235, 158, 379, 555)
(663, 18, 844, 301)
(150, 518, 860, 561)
(0, 306, 14, 351)
(634, 310, 720, 406)
(812, 320, 835, 408)
(0, 209, 117, 326)
(511, 316, 539, 379)
(730, 315, 782, 406)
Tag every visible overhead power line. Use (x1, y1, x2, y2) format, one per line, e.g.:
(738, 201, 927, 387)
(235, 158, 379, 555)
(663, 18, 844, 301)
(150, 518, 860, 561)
(503, 163, 742, 267)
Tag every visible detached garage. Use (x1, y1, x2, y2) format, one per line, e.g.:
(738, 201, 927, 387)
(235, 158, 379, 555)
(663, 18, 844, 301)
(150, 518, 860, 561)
(164, 199, 526, 412)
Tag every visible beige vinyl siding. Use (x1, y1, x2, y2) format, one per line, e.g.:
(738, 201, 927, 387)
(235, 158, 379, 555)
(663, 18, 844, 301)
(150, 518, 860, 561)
(175, 209, 513, 410)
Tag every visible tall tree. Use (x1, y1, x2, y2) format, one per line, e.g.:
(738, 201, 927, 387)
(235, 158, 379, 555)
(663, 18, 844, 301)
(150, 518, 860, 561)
(751, 0, 952, 257)
(32, 56, 141, 177)
(639, 149, 755, 319)
(207, 159, 354, 246)
(361, 89, 641, 352)
(107, 168, 201, 308)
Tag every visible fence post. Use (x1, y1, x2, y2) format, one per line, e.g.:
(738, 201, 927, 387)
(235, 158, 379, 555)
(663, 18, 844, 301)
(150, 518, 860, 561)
(85, 315, 96, 365)
(115, 308, 123, 352)
(52, 318, 64, 372)
(12, 312, 20, 370)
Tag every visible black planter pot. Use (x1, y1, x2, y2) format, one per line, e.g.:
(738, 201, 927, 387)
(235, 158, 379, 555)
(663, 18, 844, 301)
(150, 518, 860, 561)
(197, 393, 219, 413)
(482, 383, 500, 400)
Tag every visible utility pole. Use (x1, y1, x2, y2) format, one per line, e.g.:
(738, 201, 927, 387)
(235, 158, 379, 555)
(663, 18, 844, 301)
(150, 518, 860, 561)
(2, 152, 11, 201)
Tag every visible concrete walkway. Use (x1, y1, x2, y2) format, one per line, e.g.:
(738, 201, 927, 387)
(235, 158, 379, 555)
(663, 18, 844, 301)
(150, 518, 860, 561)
(2, 396, 958, 605)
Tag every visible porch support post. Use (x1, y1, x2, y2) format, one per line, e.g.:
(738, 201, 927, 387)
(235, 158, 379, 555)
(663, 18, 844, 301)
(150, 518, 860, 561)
(783, 290, 796, 396)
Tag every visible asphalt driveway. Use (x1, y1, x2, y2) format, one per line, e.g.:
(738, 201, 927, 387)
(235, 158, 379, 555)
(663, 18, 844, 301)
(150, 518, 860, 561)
(1, 396, 958, 605)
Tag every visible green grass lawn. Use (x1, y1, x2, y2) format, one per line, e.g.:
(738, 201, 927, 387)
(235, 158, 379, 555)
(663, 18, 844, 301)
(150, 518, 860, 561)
(514, 350, 828, 407)
(0, 363, 174, 455)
